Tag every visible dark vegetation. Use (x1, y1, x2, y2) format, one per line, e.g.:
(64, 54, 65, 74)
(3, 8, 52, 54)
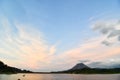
(0, 61, 32, 74)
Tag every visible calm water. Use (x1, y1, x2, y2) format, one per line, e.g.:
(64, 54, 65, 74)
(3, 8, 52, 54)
(0, 73, 120, 80)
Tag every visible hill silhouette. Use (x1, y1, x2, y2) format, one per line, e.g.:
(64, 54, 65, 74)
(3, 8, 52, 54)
(0, 61, 32, 74)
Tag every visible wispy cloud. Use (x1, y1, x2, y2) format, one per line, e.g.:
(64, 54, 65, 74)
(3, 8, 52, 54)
(0, 16, 57, 71)
(92, 19, 120, 46)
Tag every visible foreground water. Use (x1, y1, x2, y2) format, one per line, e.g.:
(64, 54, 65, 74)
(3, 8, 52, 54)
(0, 73, 120, 80)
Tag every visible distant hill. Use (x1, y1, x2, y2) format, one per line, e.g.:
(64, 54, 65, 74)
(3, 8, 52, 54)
(52, 63, 120, 74)
(0, 61, 32, 74)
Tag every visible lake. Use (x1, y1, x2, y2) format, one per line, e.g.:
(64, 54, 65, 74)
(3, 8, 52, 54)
(0, 74, 120, 80)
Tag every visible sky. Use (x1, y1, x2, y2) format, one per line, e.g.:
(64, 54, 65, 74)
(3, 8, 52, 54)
(0, 0, 120, 72)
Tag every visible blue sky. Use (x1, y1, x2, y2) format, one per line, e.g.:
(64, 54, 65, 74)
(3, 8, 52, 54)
(0, 0, 120, 71)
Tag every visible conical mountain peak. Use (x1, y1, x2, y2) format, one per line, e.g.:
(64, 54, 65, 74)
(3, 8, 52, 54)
(71, 63, 90, 70)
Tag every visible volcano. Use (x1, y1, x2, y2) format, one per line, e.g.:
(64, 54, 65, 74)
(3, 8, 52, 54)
(70, 63, 90, 70)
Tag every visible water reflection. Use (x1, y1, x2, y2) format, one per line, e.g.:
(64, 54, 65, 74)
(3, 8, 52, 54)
(0, 74, 120, 80)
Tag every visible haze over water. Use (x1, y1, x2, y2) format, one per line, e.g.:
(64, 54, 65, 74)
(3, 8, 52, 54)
(0, 74, 120, 80)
